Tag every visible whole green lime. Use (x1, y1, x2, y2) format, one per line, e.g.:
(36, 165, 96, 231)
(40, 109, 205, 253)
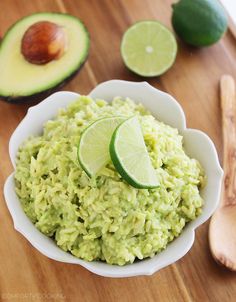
(171, 0, 228, 46)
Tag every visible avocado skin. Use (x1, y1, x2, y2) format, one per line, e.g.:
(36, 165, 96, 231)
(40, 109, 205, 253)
(0, 59, 87, 104)
(0, 12, 90, 104)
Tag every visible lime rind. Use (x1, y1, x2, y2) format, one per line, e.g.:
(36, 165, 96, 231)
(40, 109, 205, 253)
(171, 0, 228, 46)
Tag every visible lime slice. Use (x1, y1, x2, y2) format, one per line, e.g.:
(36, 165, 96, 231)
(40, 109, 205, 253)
(78, 116, 125, 176)
(121, 20, 177, 77)
(110, 116, 159, 188)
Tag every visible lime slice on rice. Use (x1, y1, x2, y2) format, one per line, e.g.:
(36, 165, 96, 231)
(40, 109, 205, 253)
(78, 116, 125, 176)
(121, 20, 177, 77)
(109, 116, 159, 188)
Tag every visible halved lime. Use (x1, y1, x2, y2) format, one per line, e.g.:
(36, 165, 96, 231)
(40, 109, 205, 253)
(78, 116, 125, 177)
(121, 20, 177, 77)
(110, 116, 159, 188)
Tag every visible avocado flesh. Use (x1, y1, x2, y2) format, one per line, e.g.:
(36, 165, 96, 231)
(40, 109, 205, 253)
(0, 13, 89, 101)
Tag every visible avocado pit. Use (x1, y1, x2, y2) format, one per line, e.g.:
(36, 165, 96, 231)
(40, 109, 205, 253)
(21, 21, 67, 65)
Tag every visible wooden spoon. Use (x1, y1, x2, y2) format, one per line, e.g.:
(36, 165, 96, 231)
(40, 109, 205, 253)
(209, 75, 236, 271)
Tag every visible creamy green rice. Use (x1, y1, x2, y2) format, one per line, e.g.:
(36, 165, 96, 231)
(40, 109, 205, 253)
(15, 96, 205, 265)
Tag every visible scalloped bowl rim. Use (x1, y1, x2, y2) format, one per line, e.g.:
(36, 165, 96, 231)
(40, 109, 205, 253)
(4, 80, 223, 278)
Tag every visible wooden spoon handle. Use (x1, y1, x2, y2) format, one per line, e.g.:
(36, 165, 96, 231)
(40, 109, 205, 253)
(221, 75, 236, 206)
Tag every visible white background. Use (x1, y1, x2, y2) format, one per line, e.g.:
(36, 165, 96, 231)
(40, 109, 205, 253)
(221, 0, 236, 24)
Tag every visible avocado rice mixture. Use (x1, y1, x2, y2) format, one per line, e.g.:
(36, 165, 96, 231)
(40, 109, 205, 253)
(15, 96, 205, 265)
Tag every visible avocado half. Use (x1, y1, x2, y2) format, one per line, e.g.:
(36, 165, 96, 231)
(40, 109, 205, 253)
(0, 12, 90, 103)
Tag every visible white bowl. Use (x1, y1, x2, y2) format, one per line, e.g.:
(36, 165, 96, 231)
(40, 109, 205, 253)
(4, 80, 223, 278)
